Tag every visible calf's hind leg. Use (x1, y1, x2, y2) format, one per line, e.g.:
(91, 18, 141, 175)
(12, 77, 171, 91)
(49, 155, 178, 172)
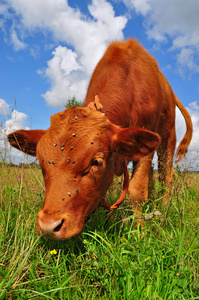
(157, 126, 176, 204)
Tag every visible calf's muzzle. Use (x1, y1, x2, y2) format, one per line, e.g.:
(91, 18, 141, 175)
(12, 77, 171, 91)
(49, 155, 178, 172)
(36, 210, 83, 240)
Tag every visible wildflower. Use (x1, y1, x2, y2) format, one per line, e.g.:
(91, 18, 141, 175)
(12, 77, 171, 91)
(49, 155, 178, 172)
(83, 240, 92, 246)
(17, 175, 22, 179)
(50, 249, 57, 255)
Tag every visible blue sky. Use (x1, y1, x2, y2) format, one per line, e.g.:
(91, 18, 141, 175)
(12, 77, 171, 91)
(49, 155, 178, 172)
(0, 0, 199, 166)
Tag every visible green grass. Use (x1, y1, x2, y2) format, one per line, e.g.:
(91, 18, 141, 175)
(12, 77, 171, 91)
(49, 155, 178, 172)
(0, 162, 199, 299)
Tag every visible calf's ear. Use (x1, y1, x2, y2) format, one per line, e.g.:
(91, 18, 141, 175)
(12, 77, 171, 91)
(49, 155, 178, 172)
(110, 126, 160, 161)
(7, 129, 47, 156)
(87, 95, 103, 111)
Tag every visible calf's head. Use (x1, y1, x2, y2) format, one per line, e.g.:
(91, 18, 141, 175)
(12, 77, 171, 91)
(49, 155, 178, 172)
(7, 104, 160, 239)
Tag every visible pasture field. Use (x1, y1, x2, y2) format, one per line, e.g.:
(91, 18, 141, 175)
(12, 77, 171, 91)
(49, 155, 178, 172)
(0, 161, 199, 299)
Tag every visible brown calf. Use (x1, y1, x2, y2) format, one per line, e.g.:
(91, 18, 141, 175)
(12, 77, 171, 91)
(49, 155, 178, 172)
(8, 39, 192, 239)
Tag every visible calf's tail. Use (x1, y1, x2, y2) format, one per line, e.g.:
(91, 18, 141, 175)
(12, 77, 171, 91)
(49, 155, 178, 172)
(175, 96, 193, 161)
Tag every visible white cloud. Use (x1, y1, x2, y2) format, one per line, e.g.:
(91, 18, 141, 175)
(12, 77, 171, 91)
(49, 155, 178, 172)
(10, 28, 27, 51)
(1, 0, 198, 103)
(41, 46, 87, 106)
(4, 109, 29, 134)
(176, 102, 199, 169)
(8, 0, 69, 29)
(2, 0, 127, 107)
(0, 2, 9, 23)
(189, 101, 199, 111)
(144, 0, 199, 41)
(151, 102, 199, 170)
(30, 45, 40, 59)
(176, 48, 199, 77)
(122, 0, 151, 15)
(162, 64, 172, 72)
(0, 99, 10, 116)
(123, 0, 199, 76)
(0, 109, 31, 164)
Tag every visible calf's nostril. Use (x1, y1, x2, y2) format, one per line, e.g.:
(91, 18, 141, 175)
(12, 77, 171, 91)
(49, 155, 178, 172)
(53, 219, 64, 232)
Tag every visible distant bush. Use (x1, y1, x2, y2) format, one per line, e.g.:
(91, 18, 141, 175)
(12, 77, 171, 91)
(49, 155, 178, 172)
(64, 96, 82, 108)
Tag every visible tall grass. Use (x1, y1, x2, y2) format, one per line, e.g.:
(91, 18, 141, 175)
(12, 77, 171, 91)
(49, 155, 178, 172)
(0, 161, 199, 299)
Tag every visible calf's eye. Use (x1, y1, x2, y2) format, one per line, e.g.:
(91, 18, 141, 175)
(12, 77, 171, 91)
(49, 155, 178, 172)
(92, 160, 99, 166)
(91, 159, 103, 167)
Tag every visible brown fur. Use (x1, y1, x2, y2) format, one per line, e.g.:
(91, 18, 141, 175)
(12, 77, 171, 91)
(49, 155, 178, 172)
(7, 39, 192, 239)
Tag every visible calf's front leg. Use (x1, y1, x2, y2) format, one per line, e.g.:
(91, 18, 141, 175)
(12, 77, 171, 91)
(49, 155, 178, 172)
(129, 152, 155, 225)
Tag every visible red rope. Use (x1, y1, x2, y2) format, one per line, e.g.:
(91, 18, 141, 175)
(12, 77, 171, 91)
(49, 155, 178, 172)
(101, 160, 129, 210)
